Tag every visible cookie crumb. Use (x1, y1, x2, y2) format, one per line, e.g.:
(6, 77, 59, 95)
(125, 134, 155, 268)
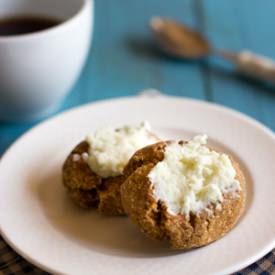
(82, 152, 89, 162)
(72, 154, 81, 162)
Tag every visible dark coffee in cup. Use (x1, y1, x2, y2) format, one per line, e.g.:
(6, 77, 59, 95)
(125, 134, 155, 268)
(0, 16, 61, 36)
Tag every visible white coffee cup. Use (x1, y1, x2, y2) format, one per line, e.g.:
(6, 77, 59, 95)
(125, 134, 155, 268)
(0, 0, 93, 122)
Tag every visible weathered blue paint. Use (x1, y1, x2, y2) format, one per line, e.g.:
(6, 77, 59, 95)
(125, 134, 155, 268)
(0, 0, 274, 154)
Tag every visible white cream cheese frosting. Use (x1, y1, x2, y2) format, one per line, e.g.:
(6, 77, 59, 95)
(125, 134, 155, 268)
(148, 135, 241, 216)
(86, 122, 157, 178)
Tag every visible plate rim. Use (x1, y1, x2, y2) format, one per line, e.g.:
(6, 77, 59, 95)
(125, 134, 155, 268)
(1, 95, 274, 159)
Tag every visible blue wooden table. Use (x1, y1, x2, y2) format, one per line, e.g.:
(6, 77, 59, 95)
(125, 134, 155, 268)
(0, 0, 274, 155)
(0, 1, 275, 273)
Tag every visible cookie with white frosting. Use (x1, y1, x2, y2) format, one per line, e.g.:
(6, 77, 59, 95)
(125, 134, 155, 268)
(121, 135, 246, 248)
(62, 122, 159, 215)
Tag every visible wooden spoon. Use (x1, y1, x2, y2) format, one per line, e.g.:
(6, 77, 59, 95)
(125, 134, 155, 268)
(150, 17, 275, 83)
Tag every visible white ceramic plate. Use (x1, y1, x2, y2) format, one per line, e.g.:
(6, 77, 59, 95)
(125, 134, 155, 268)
(0, 94, 275, 275)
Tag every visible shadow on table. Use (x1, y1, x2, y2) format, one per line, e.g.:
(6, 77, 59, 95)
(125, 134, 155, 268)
(126, 36, 275, 94)
(126, 36, 201, 65)
(207, 66, 275, 94)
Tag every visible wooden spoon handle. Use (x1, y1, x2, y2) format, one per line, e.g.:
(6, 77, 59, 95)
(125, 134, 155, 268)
(217, 50, 275, 83)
